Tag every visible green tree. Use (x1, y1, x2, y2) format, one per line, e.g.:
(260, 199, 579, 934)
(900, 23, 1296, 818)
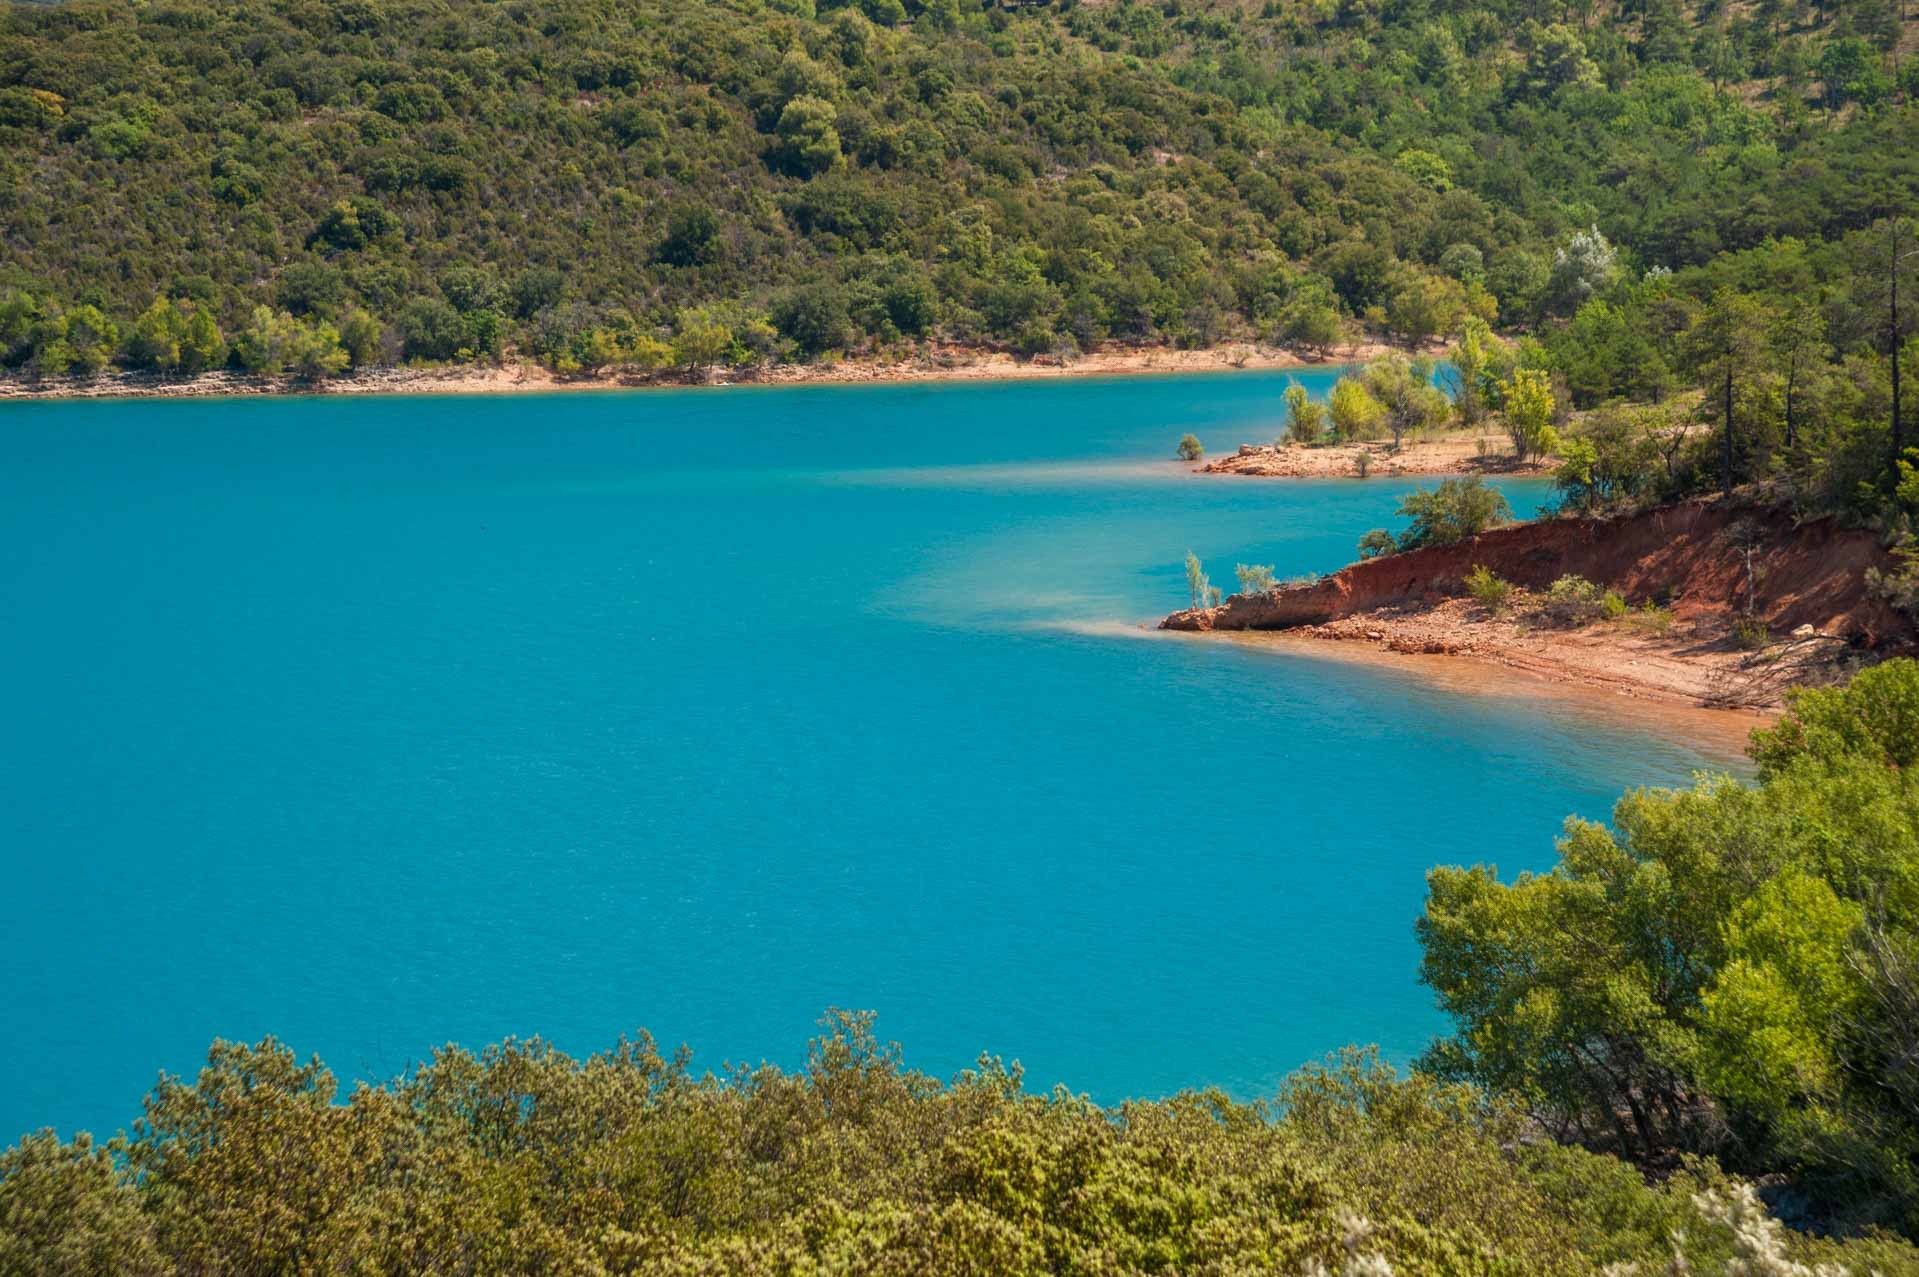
(1279, 295, 1343, 355)
(1769, 300, 1827, 455)
(233, 307, 346, 378)
(337, 308, 382, 368)
(1502, 368, 1557, 461)
(775, 95, 843, 178)
(1234, 563, 1278, 594)
(1421, 660, 1919, 1224)
(1283, 381, 1325, 444)
(1684, 289, 1772, 497)
(672, 312, 736, 372)
(1183, 550, 1209, 608)
(179, 305, 228, 374)
(1328, 377, 1386, 442)
(1356, 528, 1398, 559)
(1393, 476, 1513, 549)
(59, 305, 120, 375)
(1364, 353, 1450, 450)
(1385, 271, 1467, 348)
(1448, 318, 1495, 428)
(123, 296, 184, 370)
(1545, 226, 1618, 317)
(770, 285, 851, 357)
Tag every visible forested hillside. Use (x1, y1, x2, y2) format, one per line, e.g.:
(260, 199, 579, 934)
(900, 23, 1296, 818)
(1, 0, 1916, 376)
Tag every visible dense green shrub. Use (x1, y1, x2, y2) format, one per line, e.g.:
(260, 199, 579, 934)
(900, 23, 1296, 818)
(1356, 528, 1398, 559)
(1393, 477, 1513, 550)
(1420, 659, 1919, 1235)
(3, 1014, 1912, 1274)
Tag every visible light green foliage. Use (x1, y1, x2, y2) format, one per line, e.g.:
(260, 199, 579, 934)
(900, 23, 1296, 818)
(1363, 352, 1451, 449)
(1176, 432, 1204, 461)
(1749, 658, 1919, 778)
(336, 308, 382, 368)
(1234, 563, 1278, 594)
(1420, 659, 1919, 1233)
(2, 1017, 1905, 1276)
(1621, 603, 1675, 635)
(1184, 550, 1209, 608)
(1329, 377, 1387, 442)
(1393, 476, 1513, 550)
(1280, 290, 1345, 354)
(1465, 564, 1513, 612)
(1284, 380, 1326, 444)
(1534, 574, 1620, 625)
(1553, 407, 1661, 512)
(1448, 317, 1501, 427)
(231, 306, 348, 379)
(775, 95, 843, 177)
(123, 297, 226, 374)
(1731, 616, 1771, 650)
(1699, 871, 1865, 1115)
(1385, 269, 1468, 347)
(671, 310, 737, 369)
(1502, 367, 1558, 461)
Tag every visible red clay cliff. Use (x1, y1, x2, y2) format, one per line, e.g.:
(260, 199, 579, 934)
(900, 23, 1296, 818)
(1163, 499, 1909, 648)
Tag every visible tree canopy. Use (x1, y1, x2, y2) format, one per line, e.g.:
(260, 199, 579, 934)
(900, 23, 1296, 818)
(1, 0, 1916, 385)
(1420, 658, 1919, 1236)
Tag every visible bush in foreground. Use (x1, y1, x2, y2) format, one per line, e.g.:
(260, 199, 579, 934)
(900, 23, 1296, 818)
(1465, 564, 1513, 613)
(3, 1016, 1911, 1276)
(1420, 659, 1919, 1239)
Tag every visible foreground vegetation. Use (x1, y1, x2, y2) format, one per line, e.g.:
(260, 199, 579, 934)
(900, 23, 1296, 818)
(6, 663, 1919, 1271)
(4, 1016, 1916, 1275)
(1423, 660, 1919, 1238)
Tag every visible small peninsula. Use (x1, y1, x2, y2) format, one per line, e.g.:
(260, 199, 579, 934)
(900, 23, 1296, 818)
(1164, 496, 1907, 710)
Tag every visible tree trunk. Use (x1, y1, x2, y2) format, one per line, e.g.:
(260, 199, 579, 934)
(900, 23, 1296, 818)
(1894, 263, 1904, 470)
(1784, 366, 1797, 450)
(1722, 361, 1735, 498)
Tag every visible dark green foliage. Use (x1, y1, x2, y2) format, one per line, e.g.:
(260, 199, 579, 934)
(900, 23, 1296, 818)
(1393, 477, 1513, 550)
(1357, 527, 1399, 559)
(771, 282, 851, 357)
(2, 0, 1914, 381)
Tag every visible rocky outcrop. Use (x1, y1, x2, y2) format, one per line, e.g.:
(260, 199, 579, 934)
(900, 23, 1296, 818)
(1163, 500, 1910, 647)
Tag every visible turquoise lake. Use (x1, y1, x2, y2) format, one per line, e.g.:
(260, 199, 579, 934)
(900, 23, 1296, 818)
(0, 369, 1734, 1143)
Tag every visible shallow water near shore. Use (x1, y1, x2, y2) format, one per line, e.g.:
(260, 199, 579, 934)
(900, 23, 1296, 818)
(2, 370, 1738, 1142)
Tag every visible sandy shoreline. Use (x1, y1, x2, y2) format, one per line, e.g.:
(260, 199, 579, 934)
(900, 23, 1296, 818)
(1219, 621, 1771, 763)
(0, 340, 1414, 404)
(1163, 595, 1875, 761)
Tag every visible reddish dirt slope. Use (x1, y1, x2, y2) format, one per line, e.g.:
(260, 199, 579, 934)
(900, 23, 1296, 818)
(1164, 500, 1908, 645)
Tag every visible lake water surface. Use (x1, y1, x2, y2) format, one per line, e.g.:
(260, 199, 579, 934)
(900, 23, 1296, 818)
(0, 370, 1737, 1142)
